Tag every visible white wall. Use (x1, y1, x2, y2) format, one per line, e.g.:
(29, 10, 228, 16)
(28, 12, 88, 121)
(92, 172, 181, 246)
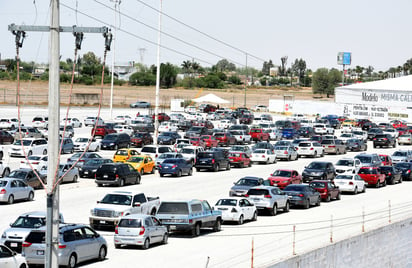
(267, 217, 412, 268)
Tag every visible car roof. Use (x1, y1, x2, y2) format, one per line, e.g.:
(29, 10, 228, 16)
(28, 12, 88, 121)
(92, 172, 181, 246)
(249, 185, 280, 190)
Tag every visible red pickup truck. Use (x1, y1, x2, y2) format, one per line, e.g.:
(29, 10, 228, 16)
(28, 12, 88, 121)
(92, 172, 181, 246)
(249, 127, 270, 142)
(200, 135, 219, 148)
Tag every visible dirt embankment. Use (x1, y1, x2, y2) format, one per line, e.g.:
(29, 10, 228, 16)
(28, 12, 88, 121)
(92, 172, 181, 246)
(0, 80, 333, 108)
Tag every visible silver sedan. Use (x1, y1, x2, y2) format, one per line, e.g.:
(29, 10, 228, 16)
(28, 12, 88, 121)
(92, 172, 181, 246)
(39, 163, 79, 183)
(0, 178, 34, 204)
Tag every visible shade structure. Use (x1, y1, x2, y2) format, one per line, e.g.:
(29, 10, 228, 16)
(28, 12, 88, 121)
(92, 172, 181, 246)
(192, 93, 229, 104)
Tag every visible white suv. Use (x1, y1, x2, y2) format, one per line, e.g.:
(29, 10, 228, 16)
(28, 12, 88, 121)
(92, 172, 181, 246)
(32, 116, 48, 129)
(297, 141, 324, 158)
(9, 138, 48, 157)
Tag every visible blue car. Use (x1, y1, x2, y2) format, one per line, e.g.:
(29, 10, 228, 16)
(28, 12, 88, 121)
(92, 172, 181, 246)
(282, 128, 298, 139)
(158, 158, 193, 177)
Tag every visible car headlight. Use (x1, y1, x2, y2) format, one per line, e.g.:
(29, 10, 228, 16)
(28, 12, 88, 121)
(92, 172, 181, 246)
(90, 209, 95, 216)
(92, 169, 97, 172)
(1, 232, 6, 239)
(110, 143, 115, 145)
(114, 211, 123, 217)
(312, 172, 323, 176)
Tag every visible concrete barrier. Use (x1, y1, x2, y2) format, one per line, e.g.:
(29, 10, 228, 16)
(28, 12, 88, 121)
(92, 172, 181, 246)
(268, 218, 412, 268)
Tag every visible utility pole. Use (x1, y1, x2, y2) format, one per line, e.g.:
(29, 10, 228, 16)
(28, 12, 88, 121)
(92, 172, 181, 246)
(153, 0, 163, 146)
(138, 47, 146, 64)
(109, 0, 121, 119)
(9, 3, 108, 267)
(244, 53, 248, 107)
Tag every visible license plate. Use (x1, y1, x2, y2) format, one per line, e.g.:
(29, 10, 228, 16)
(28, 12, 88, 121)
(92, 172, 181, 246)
(164, 167, 169, 169)
(253, 198, 260, 202)
(37, 250, 45, 255)
(84, 171, 89, 174)
(169, 225, 177, 230)
(201, 161, 206, 163)
(10, 243, 18, 247)
(103, 175, 108, 178)
(100, 220, 106, 224)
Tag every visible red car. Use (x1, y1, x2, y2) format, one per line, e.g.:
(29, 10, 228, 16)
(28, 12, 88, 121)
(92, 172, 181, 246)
(131, 132, 153, 147)
(214, 132, 236, 147)
(309, 180, 341, 202)
(358, 167, 386, 188)
(391, 120, 407, 129)
(266, 169, 302, 189)
(250, 127, 270, 142)
(92, 125, 116, 138)
(379, 154, 393, 166)
(152, 113, 170, 122)
(189, 137, 206, 148)
(192, 120, 214, 129)
(200, 135, 219, 148)
(228, 152, 251, 168)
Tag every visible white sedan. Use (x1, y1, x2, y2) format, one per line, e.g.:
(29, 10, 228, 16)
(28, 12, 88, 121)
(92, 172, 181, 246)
(113, 125, 134, 136)
(73, 137, 101, 152)
(250, 149, 277, 164)
(19, 155, 48, 171)
(60, 117, 82, 128)
(114, 115, 132, 125)
(158, 122, 178, 133)
(214, 197, 257, 225)
(398, 134, 412, 145)
(334, 173, 366, 194)
(0, 244, 27, 267)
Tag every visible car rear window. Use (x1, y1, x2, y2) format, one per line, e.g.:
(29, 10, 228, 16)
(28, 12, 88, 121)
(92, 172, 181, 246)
(309, 182, 326, 188)
(336, 175, 352, 180)
(299, 142, 311, 147)
(118, 219, 142, 228)
(197, 152, 214, 158)
(25, 231, 46, 244)
(247, 189, 269, 196)
(157, 202, 189, 214)
(141, 147, 156, 153)
(159, 147, 171, 153)
(359, 168, 377, 174)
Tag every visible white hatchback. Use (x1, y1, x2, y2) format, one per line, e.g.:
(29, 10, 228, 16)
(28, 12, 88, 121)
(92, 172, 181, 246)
(334, 173, 366, 194)
(297, 141, 324, 158)
(113, 125, 134, 136)
(9, 138, 48, 157)
(250, 149, 277, 164)
(214, 197, 257, 225)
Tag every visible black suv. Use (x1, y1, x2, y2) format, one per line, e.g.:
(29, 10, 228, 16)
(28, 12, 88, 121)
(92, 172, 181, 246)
(302, 161, 336, 183)
(373, 134, 396, 148)
(100, 133, 131, 150)
(95, 163, 141, 187)
(195, 151, 231, 172)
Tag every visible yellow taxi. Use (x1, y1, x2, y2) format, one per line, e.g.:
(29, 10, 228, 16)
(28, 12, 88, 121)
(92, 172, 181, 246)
(113, 148, 140, 163)
(342, 119, 357, 126)
(126, 155, 155, 175)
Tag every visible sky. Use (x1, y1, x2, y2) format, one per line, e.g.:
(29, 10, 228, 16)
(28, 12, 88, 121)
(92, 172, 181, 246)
(1, 0, 411, 72)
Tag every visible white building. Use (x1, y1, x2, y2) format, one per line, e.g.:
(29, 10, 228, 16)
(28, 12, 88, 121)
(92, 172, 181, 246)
(335, 75, 412, 121)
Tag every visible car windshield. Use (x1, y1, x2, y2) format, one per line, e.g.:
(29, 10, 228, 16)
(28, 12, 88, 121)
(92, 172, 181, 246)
(75, 138, 89, 143)
(283, 185, 304, 191)
(307, 162, 327, 169)
(118, 218, 142, 228)
(321, 140, 333, 144)
(355, 156, 372, 163)
(341, 134, 352, 137)
(85, 159, 105, 166)
(11, 216, 45, 228)
(309, 182, 326, 188)
(141, 147, 156, 153)
(100, 194, 132, 205)
(235, 178, 260, 186)
(157, 202, 189, 214)
(128, 157, 144, 163)
(229, 153, 242, 157)
(336, 175, 353, 180)
(115, 150, 129, 156)
(215, 199, 237, 206)
(104, 135, 116, 141)
(336, 159, 353, 166)
(393, 151, 407, 156)
(272, 170, 292, 177)
(13, 140, 32, 146)
(8, 171, 27, 179)
(253, 149, 266, 154)
(180, 148, 195, 154)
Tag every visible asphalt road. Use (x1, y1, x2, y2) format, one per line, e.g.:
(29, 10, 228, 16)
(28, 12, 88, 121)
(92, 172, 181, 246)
(0, 106, 411, 268)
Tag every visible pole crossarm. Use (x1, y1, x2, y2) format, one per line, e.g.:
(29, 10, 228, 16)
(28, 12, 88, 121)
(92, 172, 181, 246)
(8, 24, 109, 34)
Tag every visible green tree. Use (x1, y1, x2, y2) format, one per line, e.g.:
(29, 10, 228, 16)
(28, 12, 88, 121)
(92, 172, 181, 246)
(278, 56, 288, 76)
(292, 59, 307, 86)
(159, 62, 178, 88)
(261, 60, 274, 76)
(129, 71, 156, 86)
(312, 68, 330, 96)
(214, 59, 236, 72)
(228, 75, 241, 85)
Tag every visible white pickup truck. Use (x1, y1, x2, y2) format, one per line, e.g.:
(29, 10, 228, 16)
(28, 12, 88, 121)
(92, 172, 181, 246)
(89, 191, 161, 229)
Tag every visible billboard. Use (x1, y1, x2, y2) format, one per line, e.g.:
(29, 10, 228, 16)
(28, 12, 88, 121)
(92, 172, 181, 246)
(337, 52, 351, 65)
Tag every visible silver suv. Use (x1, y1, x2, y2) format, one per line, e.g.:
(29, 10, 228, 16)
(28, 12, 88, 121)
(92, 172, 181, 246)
(0, 211, 64, 253)
(22, 223, 107, 268)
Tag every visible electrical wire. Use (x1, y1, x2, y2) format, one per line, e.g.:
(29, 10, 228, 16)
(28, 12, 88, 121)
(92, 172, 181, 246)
(94, 0, 245, 67)
(60, 2, 215, 66)
(133, 0, 266, 63)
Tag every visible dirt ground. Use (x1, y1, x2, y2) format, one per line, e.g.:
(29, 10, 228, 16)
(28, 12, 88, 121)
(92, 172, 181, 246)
(0, 80, 333, 109)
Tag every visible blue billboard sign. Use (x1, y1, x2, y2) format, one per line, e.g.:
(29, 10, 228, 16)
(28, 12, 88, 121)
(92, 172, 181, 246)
(343, 52, 351, 65)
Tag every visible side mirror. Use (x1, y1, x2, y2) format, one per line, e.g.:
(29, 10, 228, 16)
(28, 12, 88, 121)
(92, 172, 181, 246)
(96, 201, 100, 203)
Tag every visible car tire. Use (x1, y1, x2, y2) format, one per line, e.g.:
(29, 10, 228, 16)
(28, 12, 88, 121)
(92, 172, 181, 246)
(284, 201, 290, 212)
(213, 219, 222, 232)
(336, 193, 341, 200)
(67, 254, 77, 268)
(316, 197, 321, 206)
(43, 149, 47, 155)
(362, 185, 366, 193)
(354, 187, 358, 195)
(188, 168, 193, 176)
(98, 246, 107, 261)
(2, 168, 10, 177)
(118, 179, 125, 187)
(226, 163, 231, 171)
(114, 243, 121, 249)
(376, 180, 380, 188)
(139, 169, 144, 176)
(313, 152, 317, 158)
(238, 215, 244, 225)
(151, 167, 155, 174)
(28, 151, 33, 157)
(177, 170, 182, 177)
(162, 233, 168, 244)
(114, 145, 119, 150)
(142, 238, 150, 250)
(304, 199, 310, 209)
(196, 168, 201, 172)
(269, 204, 277, 216)
(326, 195, 331, 202)
(7, 194, 14, 204)
(72, 175, 78, 183)
(213, 164, 219, 172)
(252, 211, 257, 221)
(27, 191, 34, 201)
(192, 223, 201, 237)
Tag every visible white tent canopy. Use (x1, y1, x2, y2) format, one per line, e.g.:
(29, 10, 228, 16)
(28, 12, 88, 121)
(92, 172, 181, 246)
(192, 93, 229, 104)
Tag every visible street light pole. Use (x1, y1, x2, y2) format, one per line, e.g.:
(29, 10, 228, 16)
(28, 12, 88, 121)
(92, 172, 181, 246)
(109, 0, 120, 119)
(153, 0, 162, 145)
(244, 53, 248, 107)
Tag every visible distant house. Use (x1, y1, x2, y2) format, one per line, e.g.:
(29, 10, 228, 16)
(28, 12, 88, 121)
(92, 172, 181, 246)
(110, 61, 137, 81)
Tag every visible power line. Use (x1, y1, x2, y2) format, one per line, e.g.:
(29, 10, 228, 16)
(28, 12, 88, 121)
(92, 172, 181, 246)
(93, 0, 245, 67)
(60, 2, 216, 66)
(133, 0, 267, 63)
